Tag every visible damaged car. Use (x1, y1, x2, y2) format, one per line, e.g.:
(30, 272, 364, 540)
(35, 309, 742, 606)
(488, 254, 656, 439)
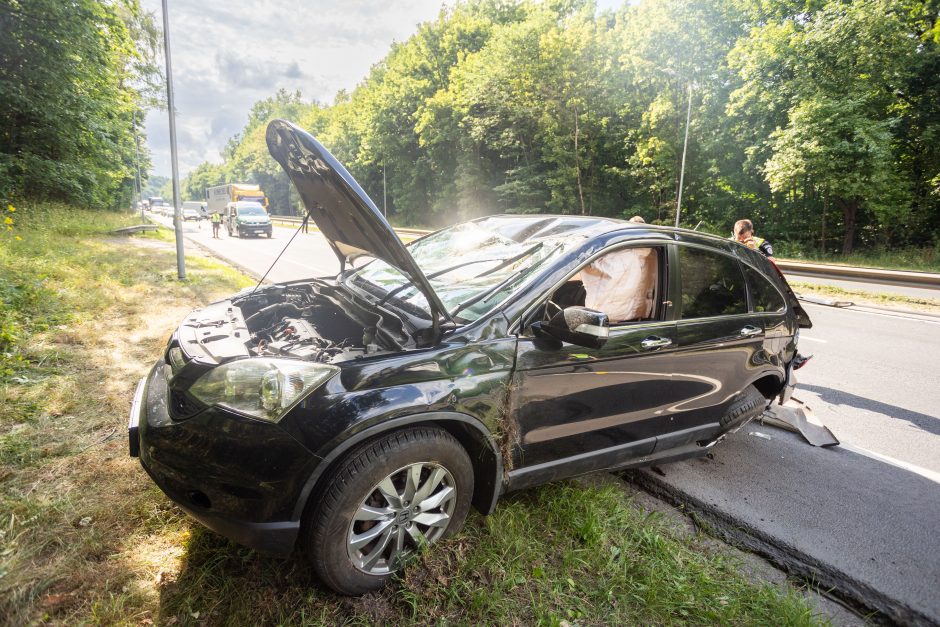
(129, 119, 812, 595)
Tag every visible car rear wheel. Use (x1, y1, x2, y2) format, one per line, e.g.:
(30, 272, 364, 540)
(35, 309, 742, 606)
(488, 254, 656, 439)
(303, 426, 473, 595)
(721, 383, 768, 428)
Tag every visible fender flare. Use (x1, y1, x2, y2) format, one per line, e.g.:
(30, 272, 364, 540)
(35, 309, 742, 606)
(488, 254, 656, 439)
(290, 411, 503, 522)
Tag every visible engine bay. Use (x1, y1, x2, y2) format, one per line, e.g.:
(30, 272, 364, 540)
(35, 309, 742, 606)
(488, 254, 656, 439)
(231, 280, 409, 363)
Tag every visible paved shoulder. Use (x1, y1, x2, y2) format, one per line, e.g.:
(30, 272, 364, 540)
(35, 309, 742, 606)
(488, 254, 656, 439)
(629, 427, 940, 625)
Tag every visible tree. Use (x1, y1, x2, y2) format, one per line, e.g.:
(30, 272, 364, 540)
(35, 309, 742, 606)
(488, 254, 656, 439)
(730, 0, 936, 252)
(0, 0, 159, 208)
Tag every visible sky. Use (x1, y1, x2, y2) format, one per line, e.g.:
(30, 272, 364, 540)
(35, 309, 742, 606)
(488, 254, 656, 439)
(141, 0, 621, 179)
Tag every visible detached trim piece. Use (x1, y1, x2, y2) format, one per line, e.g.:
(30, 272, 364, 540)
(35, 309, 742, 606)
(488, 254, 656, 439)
(127, 377, 147, 457)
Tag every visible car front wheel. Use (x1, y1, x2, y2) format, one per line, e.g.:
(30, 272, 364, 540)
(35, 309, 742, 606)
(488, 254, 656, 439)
(304, 426, 473, 595)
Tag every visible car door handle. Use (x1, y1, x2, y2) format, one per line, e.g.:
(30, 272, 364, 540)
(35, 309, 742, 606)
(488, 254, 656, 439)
(739, 325, 762, 337)
(641, 336, 673, 349)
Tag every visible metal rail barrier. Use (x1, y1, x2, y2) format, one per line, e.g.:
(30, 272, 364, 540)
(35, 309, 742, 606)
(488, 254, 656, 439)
(775, 260, 940, 290)
(269, 215, 940, 291)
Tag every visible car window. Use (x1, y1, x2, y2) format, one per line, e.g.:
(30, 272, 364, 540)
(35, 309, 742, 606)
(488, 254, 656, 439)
(678, 247, 746, 319)
(236, 204, 266, 216)
(549, 246, 661, 325)
(742, 265, 786, 313)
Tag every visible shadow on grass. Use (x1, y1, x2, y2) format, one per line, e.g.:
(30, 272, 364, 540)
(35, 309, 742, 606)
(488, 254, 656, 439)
(157, 524, 409, 625)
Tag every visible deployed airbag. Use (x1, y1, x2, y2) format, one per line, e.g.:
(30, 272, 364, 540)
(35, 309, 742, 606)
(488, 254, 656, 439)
(581, 248, 657, 323)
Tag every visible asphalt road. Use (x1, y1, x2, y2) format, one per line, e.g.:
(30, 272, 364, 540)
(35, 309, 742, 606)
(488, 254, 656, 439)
(635, 299, 940, 624)
(159, 214, 940, 622)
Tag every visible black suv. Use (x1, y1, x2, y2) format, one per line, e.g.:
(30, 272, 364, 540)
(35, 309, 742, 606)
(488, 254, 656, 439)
(129, 120, 811, 595)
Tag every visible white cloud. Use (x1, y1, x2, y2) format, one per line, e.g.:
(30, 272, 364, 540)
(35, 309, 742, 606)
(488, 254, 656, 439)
(142, 0, 624, 179)
(141, 0, 446, 178)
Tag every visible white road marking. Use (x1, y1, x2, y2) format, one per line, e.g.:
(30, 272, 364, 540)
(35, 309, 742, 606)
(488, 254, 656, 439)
(802, 302, 940, 325)
(839, 442, 940, 485)
(798, 336, 827, 343)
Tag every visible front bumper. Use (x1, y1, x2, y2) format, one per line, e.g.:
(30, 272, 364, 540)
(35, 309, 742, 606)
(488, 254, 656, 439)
(238, 223, 271, 235)
(128, 362, 304, 557)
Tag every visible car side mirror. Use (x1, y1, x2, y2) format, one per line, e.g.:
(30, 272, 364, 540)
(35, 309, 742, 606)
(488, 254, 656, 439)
(533, 306, 609, 349)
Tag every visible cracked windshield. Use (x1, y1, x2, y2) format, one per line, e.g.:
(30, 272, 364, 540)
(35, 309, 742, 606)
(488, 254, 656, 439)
(348, 219, 569, 321)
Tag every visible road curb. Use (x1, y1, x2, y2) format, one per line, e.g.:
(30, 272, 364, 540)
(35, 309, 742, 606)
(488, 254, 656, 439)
(145, 218, 266, 283)
(624, 467, 933, 626)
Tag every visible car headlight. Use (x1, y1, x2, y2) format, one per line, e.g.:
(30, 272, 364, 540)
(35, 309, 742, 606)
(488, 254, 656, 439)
(189, 358, 338, 421)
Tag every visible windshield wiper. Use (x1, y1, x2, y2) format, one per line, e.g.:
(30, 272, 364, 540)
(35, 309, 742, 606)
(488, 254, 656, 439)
(377, 242, 545, 307)
(451, 243, 562, 318)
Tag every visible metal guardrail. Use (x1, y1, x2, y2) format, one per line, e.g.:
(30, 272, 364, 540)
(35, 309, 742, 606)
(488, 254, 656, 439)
(776, 260, 940, 290)
(269, 215, 940, 291)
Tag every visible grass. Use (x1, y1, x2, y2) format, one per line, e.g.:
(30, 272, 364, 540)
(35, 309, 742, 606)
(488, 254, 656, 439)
(1, 202, 827, 625)
(774, 243, 940, 273)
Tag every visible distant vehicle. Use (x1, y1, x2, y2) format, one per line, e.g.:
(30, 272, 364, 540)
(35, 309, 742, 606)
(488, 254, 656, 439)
(225, 201, 272, 238)
(182, 200, 207, 220)
(148, 196, 167, 209)
(206, 183, 269, 219)
(182, 208, 201, 221)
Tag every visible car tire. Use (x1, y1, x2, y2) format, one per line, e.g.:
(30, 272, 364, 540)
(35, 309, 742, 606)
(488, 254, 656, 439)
(721, 383, 767, 428)
(303, 426, 474, 596)
(266, 230, 273, 238)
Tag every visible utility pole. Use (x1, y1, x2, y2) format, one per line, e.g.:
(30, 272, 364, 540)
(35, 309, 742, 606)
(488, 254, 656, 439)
(382, 163, 387, 218)
(161, 0, 186, 279)
(675, 83, 692, 228)
(132, 110, 143, 220)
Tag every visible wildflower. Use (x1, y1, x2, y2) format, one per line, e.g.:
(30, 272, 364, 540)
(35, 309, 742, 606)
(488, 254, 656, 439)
(6, 205, 14, 212)
(3, 216, 12, 225)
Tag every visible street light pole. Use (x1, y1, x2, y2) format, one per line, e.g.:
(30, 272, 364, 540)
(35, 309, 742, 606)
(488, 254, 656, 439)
(161, 0, 186, 279)
(675, 82, 692, 228)
(132, 110, 143, 220)
(382, 163, 387, 218)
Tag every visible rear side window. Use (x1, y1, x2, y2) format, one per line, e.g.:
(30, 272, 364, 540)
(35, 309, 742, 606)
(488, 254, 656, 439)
(743, 265, 786, 313)
(678, 247, 747, 319)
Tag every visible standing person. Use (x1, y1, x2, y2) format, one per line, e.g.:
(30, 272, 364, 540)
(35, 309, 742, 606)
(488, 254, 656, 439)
(732, 219, 775, 260)
(301, 213, 309, 233)
(210, 209, 222, 239)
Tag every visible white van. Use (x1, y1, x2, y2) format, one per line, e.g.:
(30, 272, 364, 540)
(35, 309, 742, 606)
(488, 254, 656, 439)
(225, 201, 273, 238)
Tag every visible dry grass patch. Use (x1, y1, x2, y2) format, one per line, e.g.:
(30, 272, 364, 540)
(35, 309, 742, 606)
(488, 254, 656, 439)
(0, 204, 252, 624)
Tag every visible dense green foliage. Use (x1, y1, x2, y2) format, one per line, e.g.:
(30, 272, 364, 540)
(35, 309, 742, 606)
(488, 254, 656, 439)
(0, 0, 159, 210)
(187, 0, 940, 254)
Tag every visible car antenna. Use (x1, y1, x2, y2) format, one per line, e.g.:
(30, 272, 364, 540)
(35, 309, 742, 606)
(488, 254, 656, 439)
(249, 214, 309, 296)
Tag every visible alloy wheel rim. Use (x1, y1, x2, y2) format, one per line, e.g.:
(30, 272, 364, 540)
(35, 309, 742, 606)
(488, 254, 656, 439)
(346, 461, 457, 575)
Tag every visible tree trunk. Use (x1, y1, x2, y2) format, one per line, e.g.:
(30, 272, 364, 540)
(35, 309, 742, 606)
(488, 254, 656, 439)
(839, 198, 858, 255)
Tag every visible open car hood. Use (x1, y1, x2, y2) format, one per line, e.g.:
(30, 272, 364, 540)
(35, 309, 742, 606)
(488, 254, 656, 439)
(266, 119, 450, 331)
